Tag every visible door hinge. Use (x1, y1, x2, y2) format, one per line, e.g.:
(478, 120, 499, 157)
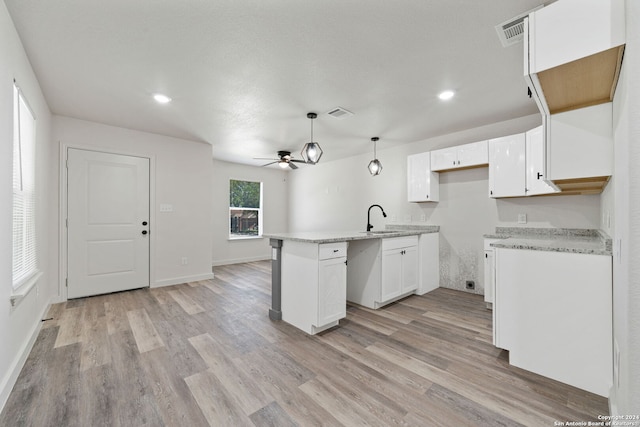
(66, 218, 68, 228)
(65, 278, 68, 287)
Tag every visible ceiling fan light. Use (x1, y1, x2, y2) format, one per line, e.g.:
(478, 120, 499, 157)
(368, 159, 383, 176)
(278, 160, 290, 169)
(301, 142, 323, 164)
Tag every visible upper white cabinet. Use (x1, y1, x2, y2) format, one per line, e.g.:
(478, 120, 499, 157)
(525, 0, 625, 115)
(546, 103, 613, 193)
(430, 140, 488, 172)
(407, 152, 439, 202)
(523, 0, 623, 194)
(525, 126, 556, 196)
(488, 127, 556, 198)
(488, 133, 526, 198)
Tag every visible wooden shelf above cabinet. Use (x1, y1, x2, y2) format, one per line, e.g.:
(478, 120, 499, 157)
(551, 176, 611, 195)
(537, 45, 625, 115)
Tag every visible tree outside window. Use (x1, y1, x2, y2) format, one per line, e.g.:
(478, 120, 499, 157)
(229, 179, 262, 238)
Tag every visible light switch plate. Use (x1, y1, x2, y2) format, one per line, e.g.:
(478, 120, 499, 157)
(160, 203, 173, 213)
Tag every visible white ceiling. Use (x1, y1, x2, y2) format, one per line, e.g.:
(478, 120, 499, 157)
(5, 0, 546, 167)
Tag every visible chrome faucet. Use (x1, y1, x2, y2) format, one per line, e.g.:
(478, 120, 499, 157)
(367, 204, 387, 232)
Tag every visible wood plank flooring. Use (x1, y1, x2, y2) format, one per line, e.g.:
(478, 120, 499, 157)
(0, 261, 608, 426)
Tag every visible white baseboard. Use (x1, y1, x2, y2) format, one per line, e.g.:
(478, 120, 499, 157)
(0, 297, 51, 414)
(212, 256, 270, 267)
(152, 272, 214, 288)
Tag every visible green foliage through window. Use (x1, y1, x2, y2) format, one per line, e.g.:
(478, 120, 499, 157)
(230, 180, 260, 208)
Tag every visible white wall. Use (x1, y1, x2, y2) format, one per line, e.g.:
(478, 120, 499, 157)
(212, 159, 289, 266)
(52, 116, 214, 289)
(609, 0, 640, 415)
(288, 114, 601, 293)
(0, 1, 54, 410)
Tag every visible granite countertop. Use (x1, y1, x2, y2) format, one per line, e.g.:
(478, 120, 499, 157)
(484, 227, 612, 256)
(264, 224, 439, 244)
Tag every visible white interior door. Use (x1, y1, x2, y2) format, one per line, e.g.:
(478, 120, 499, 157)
(67, 148, 150, 299)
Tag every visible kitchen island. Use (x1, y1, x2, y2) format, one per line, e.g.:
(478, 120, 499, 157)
(484, 227, 613, 397)
(265, 225, 439, 334)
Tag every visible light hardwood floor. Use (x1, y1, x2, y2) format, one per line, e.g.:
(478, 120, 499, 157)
(1, 261, 608, 426)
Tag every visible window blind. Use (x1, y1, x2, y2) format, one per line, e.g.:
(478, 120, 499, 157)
(12, 83, 37, 290)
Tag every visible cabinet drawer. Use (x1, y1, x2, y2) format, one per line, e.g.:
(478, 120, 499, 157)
(318, 242, 347, 260)
(381, 236, 418, 251)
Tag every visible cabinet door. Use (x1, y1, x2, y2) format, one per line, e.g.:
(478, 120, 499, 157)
(407, 152, 439, 202)
(430, 148, 458, 171)
(488, 133, 526, 198)
(484, 249, 494, 305)
(317, 257, 347, 326)
(381, 249, 402, 302)
(457, 140, 488, 168)
(401, 246, 418, 293)
(525, 126, 557, 196)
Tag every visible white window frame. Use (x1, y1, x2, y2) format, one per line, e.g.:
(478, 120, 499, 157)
(12, 82, 38, 291)
(229, 179, 263, 240)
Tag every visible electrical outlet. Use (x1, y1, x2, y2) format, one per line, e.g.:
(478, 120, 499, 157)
(391, 215, 397, 223)
(517, 213, 527, 224)
(465, 280, 475, 290)
(181, 257, 188, 265)
(404, 214, 411, 223)
(160, 203, 173, 212)
(420, 214, 426, 222)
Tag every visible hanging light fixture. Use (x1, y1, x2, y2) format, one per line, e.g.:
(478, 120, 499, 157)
(368, 137, 383, 176)
(301, 112, 323, 164)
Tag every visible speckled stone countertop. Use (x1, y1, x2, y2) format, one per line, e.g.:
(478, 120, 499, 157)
(264, 224, 439, 244)
(484, 227, 612, 256)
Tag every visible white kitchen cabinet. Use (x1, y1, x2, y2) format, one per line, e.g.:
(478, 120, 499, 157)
(525, 0, 625, 115)
(483, 239, 499, 311)
(347, 235, 419, 309)
(407, 152, 439, 202)
(281, 241, 347, 334)
(494, 247, 612, 397)
(381, 242, 418, 302)
(546, 103, 613, 191)
(430, 140, 488, 172)
(525, 126, 556, 196)
(488, 127, 557, 198)
(488, 133, 525, 198)
(523, 0, 622, 194)
(417, 232, 439, 295)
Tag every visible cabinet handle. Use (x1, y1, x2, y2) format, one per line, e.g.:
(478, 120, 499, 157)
(485, 253, 488, 258)
(344, 260, 348, 266)
(333, 249, 339, 253)
(490, 190, 493, 195)
(457, 160, 461, 165)
(527, 87, 532, 98)
(426, 194, 429, 199)
(537, 172, 543, 180)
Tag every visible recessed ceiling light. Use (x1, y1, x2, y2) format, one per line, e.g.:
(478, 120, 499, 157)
(438, 90, 455, 101)
(153, 93, 172, 104)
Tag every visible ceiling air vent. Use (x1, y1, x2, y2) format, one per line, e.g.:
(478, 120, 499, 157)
(495, 6, 543, 47)
(326, 106, 354, 120)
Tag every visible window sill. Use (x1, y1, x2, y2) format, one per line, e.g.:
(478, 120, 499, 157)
(228, 235, 264, 241)
(10, 270, 42, 311)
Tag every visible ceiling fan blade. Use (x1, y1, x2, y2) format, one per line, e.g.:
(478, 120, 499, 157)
(289, 162, 298, 170)
(261, 161, 278, 167)
(254, 157, 279, 161)
(289, 159, 306, 164)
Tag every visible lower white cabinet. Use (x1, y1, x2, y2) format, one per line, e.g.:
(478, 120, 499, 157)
(281, 241, 347, 334)
(483, 239, 499, 311)
(494, 247, 612, 397)
(347, 236, 419, 309)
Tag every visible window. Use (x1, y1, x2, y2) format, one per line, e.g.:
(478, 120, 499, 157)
(12, 83, 37, 290)
(229, 179, 262, 239)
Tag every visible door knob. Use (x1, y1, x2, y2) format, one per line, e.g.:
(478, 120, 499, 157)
(142, 221, 148, 226)
(142, 230, 148, 235)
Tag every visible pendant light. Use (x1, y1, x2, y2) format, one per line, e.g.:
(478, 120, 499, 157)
(301, 112, 323, 164)
(368, 137, 383, 176)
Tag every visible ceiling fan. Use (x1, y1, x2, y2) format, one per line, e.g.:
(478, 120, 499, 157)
(255, 151, 306, 169)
